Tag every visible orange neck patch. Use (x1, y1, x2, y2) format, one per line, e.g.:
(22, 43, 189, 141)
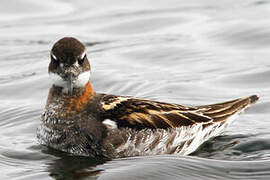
(66, 81, 94, 113)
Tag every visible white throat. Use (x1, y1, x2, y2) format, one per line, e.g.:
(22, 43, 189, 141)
(49, 71, 90, 91)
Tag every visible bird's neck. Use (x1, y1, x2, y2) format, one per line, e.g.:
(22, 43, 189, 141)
(80, 81, 95, 97)
(65, 81, 95, 112)
(48, 81, 95, 112)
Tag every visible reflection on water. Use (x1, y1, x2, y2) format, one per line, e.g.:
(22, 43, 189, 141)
(0, 0, 270, 179)
(44, 154, 270, 180)
(45, 150, 105, 180)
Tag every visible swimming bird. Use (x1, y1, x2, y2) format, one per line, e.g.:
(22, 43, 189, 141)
(37, 37, 259, 159)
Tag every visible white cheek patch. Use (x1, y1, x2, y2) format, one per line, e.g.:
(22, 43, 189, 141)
(73, 71, 90, 88)
(49, 73, 67, 88)
(49, 71, 90, 90)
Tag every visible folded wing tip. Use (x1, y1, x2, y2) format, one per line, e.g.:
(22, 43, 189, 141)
(249, 94, 259, 104)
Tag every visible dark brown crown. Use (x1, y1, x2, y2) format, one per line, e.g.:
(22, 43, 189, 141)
(49, 37, 90, 74)
(51, 37, 86, 65)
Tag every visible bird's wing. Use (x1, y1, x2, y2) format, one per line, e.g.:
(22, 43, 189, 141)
(99, 95, 213, 129)
(99, 94, 258, 129)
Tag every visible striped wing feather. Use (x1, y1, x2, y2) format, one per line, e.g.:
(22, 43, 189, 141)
(197, 95, 258, 122)
(100, 95, 258, 129)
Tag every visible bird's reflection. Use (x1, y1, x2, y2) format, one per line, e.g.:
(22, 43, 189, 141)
(43, 147, 107, 180)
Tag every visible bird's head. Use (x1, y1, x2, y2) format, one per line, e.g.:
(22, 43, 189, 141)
(49, 37, 91, 95)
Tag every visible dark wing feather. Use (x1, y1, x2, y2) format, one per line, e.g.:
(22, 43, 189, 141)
(100, 95, 210, 129)
(99, 94, 258, 129)
(196, 95, 259, 122)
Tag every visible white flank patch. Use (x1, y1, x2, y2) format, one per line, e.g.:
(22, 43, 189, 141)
(181, 112, 240, 155)
(113, 108, 247, 157)
(102, 119, 118, 129)
(73, 71, 90, 88)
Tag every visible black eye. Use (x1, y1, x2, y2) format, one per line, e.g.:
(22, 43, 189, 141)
(78, 54, 86, 65)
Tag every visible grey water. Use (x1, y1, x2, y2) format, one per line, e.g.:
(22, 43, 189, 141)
(0, 0, 270, 179)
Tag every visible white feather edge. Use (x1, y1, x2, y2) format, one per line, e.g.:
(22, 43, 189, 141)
(102, 119, 118, 129)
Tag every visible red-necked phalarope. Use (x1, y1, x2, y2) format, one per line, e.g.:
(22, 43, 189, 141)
(37, 37, 259, 158)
